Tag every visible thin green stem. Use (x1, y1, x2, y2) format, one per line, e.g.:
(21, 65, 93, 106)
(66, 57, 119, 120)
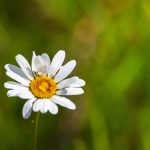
(33, 112, 40, 150)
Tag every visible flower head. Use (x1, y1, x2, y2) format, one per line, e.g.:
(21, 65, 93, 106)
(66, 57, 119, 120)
(4, 50, 85, 119)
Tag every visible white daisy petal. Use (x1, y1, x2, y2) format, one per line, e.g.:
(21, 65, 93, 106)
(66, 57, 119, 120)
(18, 90, 34, 99)
(4, 81, 28, 90)
(51, 95, 76, 110)
(31, 51, 37, 74)
(33, 100, 41, 112)
(5, 64, 30, 86)
(47, 100, 58, 114)
(37, 100, 45, 113)
(69, 79, 86, 88)
(5, 64, 27, 79)
(22, 98, 36, 119)
(16, 54, 33, 80)
(57, 76, 83, 89)
(41, 53, 50, 74)
(49, 50, 65, 77)
(7, 89, 34, 99)
(42, 99, 50, 113)
(34, 56, 45, 75)
(33, 99, 50, 113)
(33, 54, 50, 75)
(54, 60, 76, 83)
(6, 71, 29, 87)
(56, 88, 84, 95)
(40, 99, 49, 113)
(7, 90, 18, 97)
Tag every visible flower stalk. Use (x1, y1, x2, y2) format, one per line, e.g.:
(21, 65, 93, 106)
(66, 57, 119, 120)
(33, 112, 40, 150)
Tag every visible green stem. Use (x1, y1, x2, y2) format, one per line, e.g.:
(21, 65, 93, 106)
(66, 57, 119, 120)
(33, 112, 40, 150)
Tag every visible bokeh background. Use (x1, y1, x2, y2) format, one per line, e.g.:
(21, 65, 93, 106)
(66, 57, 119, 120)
(0, 0, 150, 150)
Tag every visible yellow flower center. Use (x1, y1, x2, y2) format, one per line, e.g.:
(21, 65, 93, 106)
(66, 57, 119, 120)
(30, 76, 57, 98)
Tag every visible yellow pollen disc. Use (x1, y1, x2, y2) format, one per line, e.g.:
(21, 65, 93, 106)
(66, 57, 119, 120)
(30, 76, 57, 98)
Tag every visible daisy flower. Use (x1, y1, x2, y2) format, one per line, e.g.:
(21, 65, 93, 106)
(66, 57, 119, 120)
(4, 50, 85, 119)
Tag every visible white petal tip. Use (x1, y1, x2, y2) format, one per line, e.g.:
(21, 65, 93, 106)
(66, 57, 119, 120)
(4, 83, 7, 88)
(4, 64, 9, 70)
(32, 109, 39, 113)
(7, 93, 11, 97)
(15, 54, 21, 59)
(71, 60, 76, 65)
(23, 115, 30, 119)
(32, 104, 38, 112)
(15, 55, 19, 58)
(40, 110, 48, 114)
(83, 80, 86, 85)
(4, 82, 11, 89)
(58, 50, 65, 53)
(80, 89, 84, 94)
(57, 50, 65, 56)
(70, 60, 76, 69)
(51, 111, 58, 115)
(32, 51, 36, 57)
(70, 104, 76, 110)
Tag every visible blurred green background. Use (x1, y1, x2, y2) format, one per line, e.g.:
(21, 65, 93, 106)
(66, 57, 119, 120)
(0, 0, 150, 150)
